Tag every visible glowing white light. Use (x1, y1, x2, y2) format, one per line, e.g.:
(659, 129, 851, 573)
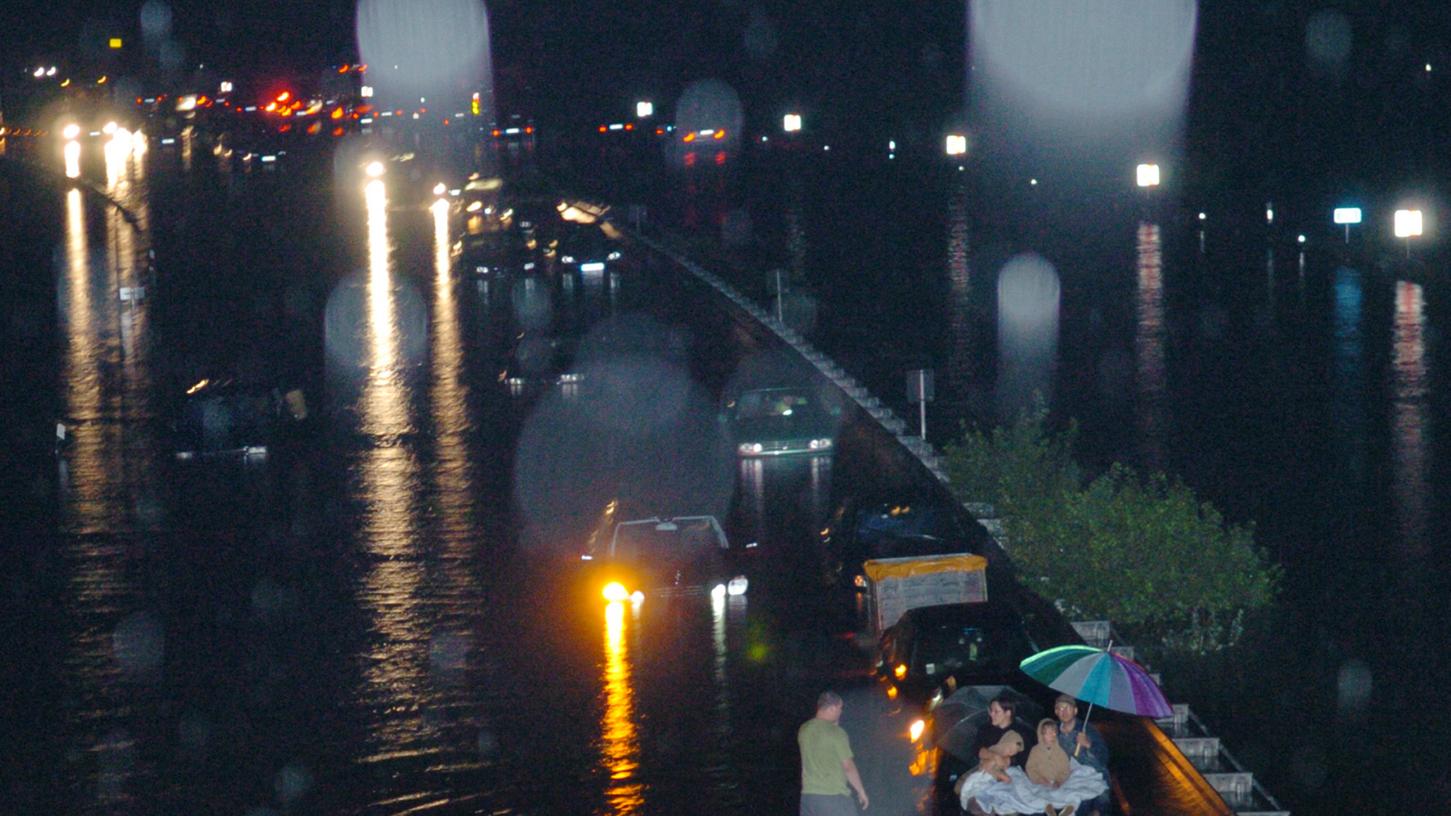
(102, 121, 117, 135)
(219, 80, 233, 93)
(1029, 178, 1038, 186)
(47, 66, 57, 77)
(364, 160, 386, 178)
(783, 112, 802, 132)
(1333, 207, 1362, 225)
(1198, 212, 1207, 221)
(1427, 63, 1433, 73)
(64, 141, 81, 178)
(1136, 163, 1160, 187)
(1394, 209, 1423, 239)
(62, 123, 81, 140)
(361, 85, 374, 98)
(1297, 234, 1306, 244)
(946, 134, 968, 155)
(888, 140, 896, 150)
(972, 1, 1196, 117)
(33, 67, 44, 78)
(636, 100, 653, 118)
(1266, 207, 1275, 224)
(432, 182, 447, 196)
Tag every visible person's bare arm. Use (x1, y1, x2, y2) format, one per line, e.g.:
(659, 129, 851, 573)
(842, 758, 869, 810)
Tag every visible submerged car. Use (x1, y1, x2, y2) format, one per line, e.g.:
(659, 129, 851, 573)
(556, 226, 623, 275)
(502, 333, 583, 394)
(878, 603, 1040, 706)
(584, 514, 748, 603)
(820, 498, 976, 591)
(172, 379, 307, 461)
(725, 386, 836, 457)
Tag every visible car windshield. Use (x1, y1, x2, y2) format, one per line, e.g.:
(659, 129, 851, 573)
(612, 518, 721, 561)
(914, 617, 1033, 676)
(734, 389, 815, 421)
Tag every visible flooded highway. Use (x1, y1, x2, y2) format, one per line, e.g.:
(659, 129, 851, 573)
(2, 133, 944, 815)
(3, 119, 1449, 815)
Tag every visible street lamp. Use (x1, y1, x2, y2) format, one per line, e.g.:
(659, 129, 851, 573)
(636, 100, 653, 118)
(1135, 163, 1160, 188)
(1333, 207, 1362, 243)
(1394, 208, 1423, 257)
(945, 133, 967, 156)
(783, 113, 802, 133)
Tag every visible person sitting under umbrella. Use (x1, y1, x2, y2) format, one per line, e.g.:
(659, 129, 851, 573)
(1053, 695, 1110, 816)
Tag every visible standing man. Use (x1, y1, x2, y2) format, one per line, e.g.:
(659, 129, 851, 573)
(1054, 694, 1110, 816)
(799, 690, 870, 815)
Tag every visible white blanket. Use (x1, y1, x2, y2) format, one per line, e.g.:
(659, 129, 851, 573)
(961, 761, 1107, 814)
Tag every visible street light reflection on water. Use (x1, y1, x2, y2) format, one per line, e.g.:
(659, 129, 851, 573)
(601, 600, 645, 813)
(356, 174, 429, 763)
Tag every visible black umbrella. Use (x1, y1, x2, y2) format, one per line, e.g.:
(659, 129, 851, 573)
(930, 684, 1043, 764)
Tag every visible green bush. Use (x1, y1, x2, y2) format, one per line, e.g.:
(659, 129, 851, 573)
(942, 413, 1278, 653)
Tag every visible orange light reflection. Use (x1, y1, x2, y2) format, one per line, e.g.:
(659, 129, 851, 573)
(601, 601, 644, 812)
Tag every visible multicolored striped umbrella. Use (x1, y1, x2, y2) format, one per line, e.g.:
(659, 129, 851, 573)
(1018, 643, 1173, 719)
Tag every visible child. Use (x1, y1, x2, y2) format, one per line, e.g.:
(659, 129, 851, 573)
(1026, 718, 1072, 815)
(957, 730, 1026, 811)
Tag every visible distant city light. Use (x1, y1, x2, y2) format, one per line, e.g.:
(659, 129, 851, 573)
(1333, 207, 1362, 225)
(636, 100, 653, 118)
(33, 67, 44, 78)
(219, 80, 233, 94)
(1394, 208, 1423, 239)
(1198, 212, 1207, 221)
(888, 140, 896, 151)
(360, 85, 374, 98)
(1427, 63, 1433, 73)
(1266, 203, 1275, 224)
(47, 66, 57, 76)
(1029, 178, 1038, 186)
(1135, 162, 1160, 187)
(1297, 234, 1306, 244)
(945, 133, 967, 156)
(109, 37, 123, 49)
(783, 113, 802, 132)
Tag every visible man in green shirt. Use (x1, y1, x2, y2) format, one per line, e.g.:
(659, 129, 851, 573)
(798, 690, 870, 815)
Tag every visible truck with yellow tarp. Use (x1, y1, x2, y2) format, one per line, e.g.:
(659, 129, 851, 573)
(862, 553, 988, 636)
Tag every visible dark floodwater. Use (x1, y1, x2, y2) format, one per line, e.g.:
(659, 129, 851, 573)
(3, 127, 1447, 815)
(2, 132, 948, 816)
(595, 144, 1451, 812)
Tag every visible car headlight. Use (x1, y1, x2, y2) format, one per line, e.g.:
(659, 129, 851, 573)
(909, 718, 926, 743)
(602, 582, 629, 602)
(558, 372, 583, 383)
(738, 442, 763, 454)
(727, 575, 748, 596)
(560, 254, 576, 264)
(607, 250, 622, 261)
(809, 438, 833, 450)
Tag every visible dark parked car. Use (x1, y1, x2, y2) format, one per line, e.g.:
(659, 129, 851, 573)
(724, 386, 837, 457)
(878, 603, 1040, 705)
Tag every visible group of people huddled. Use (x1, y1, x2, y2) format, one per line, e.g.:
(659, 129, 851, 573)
(798, 691, 1110, 816)
(955, 694, 1110, 816)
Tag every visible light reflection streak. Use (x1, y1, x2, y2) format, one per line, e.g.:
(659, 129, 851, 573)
(59, 188, 109, 531)
(1331, 268, 1367, 485)
(180, 125, 194, 171)
(1135, 223, 1165, 469)
(1390, 281, 1428, 552)
(64, 139, 82, 178)
(601, 601, 644, 812)
(944, 181, 973, 401)
(356, 177, 428, 757)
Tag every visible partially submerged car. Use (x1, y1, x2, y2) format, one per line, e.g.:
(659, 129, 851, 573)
(878, 602, 1040, 706)
(725, 386, 836, 457)
(502, 333, 584, 395)
(172, 378, 307, 461)
(819, 498, 976, 591)
(583, 514, 748, 603)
